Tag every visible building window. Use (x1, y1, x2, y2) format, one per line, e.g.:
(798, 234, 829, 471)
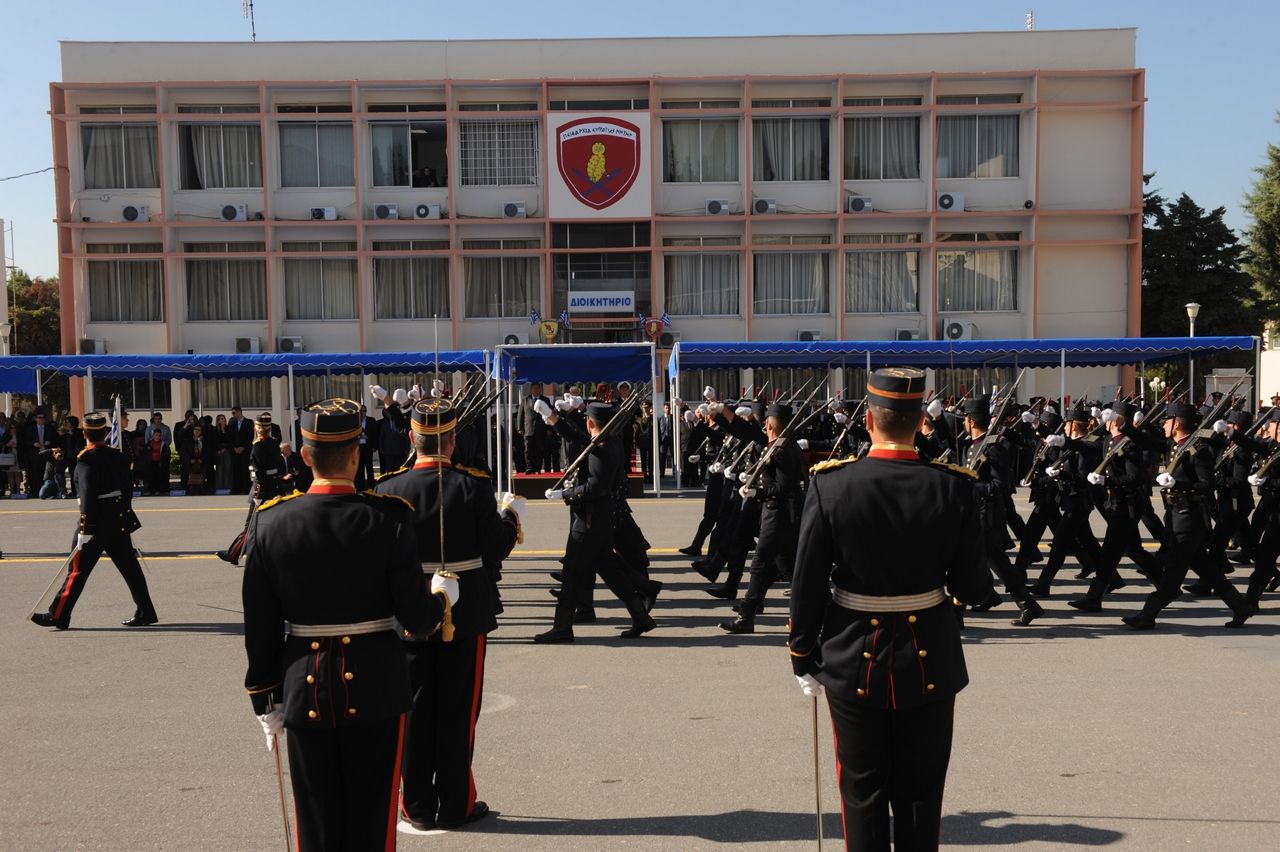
(662, 120, 739, 183)
(844, 115, 920, 180)
(661, 100, 741, 110)
(373, 257, 450, 319)
(87, 257, 164, 322)
(93, 377, 172, 411)
(845, 250, 919, 313)
(458, 102, 539, 112)
(281, 242, 357, 320)
(279, 122, 354, 187)
(291, 374, 364, 408)
(367, 103, 446, 113)
(192, 377, 272, 410)
(370, 121, 448, 187)
(81, 123, 159, 189)
(549, 98, 648, 110)
(752, 251, 829, 314)
(459, 120, 539, 186)
(664, 249, 740, 316)
(185, 254, 267, 321)
(553, 252, 651, 319)
(936, 95, 1021, 179)
(937, 248, 1018, 312)
(178, 123, 262, 189)
(752, 118, 829, 181)
(462, 239, 539, 318)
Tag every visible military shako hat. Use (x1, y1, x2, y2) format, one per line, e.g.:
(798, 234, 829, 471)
(1067, 406, 1091, 424)
(963, 395, 991, 417)
(586, 401, 615, 425)
(410, 398, 456, 436)
(1039, 411, 1063, 432)
(1112, 400, 1139, 420)
(764, 402, 793, 426)
(255, 412, 273, 427)
(867, 367, 927, 413)
(82, 411, 110, 438)
(299, 398, 362, 446)
(1226, 409, 1253, 427)
(1167, 402, 1197, 422)
(750, 401, 765, 420)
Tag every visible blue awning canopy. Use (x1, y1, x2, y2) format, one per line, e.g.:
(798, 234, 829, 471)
(0, 350, 488, 392)
(495, 343, 655, 385)
(668, 337, 1257, 378)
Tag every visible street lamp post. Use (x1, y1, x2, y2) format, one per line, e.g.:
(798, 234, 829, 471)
(1186, 302, 1201, 404)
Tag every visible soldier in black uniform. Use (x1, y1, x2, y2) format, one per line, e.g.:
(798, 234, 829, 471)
(679, 401, 722, 556)
(31, 412, 158, 630)
(375, 399, 521, 833)
(217, 413, 285, 565)
(789, 368, 994, 851)
(1230, 415, 1279, 622)
(1033, 407, 1105, 594)
(721, 403, 803, 634)
(1194, 409, 1257, 592)
(1012, 411, 1063, 575)
(242, 398, 457, 852)
(1121, 403, 1252, 628)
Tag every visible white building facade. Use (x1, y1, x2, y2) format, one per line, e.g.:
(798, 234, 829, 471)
(52, 31, 1144, 417)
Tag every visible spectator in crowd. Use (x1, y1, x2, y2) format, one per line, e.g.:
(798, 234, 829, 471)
(23, 411, 56, 497)
(519, 382, 550, 474)
(130, 419, 149, 492)
(182, 423, 216, 495)
(228, 406, 254, 494)
(279, 441, 312, 493)
(357, 404, 378, 489)
(0, 412, 19, 497)
(637, 400, 654, 479)
(174, 411, 198, 491)
(213, 414, 234, 493)
(38, 447, 66, 499)
(145, 428, 171, 495)
(659, 402, 674, 477)
(63, 416, 85, 498)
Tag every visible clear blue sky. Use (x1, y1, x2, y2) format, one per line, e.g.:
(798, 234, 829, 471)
(2, 0, 1277, 277)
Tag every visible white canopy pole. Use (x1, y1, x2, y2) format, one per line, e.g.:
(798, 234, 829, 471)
(506, 363, 516, 494)
(651, 342, 661, 498)
(36, 368, 43, 407)
(1060, 349, 1066, 411)
(85, 365, 94, 414)
(483, 350, 493, 470)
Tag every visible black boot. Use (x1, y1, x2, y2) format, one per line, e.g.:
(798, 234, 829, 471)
(620, 596, 656, 638)
(30, 612, 69, 630)
(643, 580, 663, 613)
(970, 592, 1002, 612)
(720, 599, 757, 633)
(1067, 596, 1103, 612)
(1122, 597, 1162, 630)
(705, 586, 737, 601)
(122, 610, 159, 627)
(678, 545, 701, 557)
(1011, 597, 1044, 626)
(534, 602, 575, 643)
(572, 606, 597, 624)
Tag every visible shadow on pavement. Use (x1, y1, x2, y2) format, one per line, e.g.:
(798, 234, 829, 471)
(941, 810, 1124, 845)
(55, 621, 244, 635)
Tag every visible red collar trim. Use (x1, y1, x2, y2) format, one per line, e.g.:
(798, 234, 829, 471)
(867, 443, 920, 461)
(308, 480, 357, 495)
(413, 456, 452, 471)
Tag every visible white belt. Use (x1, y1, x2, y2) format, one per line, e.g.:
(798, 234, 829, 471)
(421, 558, 483, 574)
(286, 617, 396, 638)
(98, 491, 122, 499)
(832, 587, 946, 613)
(261, 469, 279, 475)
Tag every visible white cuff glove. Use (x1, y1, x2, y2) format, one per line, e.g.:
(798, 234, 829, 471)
(684, 411, 695, 424)
(739, 485, 757, 499)
(1091, 406, 1102, 419)
(708, 403, 723, 416)
(76, 533, 93, 549)
(430, 573, 461, 606)
(1045, 466, 1062, 479)
(257, 709, 284, 751)
(554, 399, 572, 412)
(703, 386, 716, 401)
(723, 467, 736, 480)
(1248, 474, 1266, 487)
(738, 471, 750, 483)
(696, 404, 709, 417)
(544, 488, 565, 501)
(1213, 419, 1229, 434)
(499, 491, 526, 521)
(570, 395, 585, 410)
(408, 384, 423, 401)
(735, 406, 752, 418)
(1087, 472, 1105, 486)
(1045, 405, 1057, 415)
(708, 463, 722, 474)
(1156, 472, 1176, 488)
(797, 438, 809, 450)
(796, 674, 824, 697)
(834, 413, 848, 425)
(369, 384, 388, 402)
(1021, 412, 1036, 424)
(927, 399, 944, 419)
(533, 399, 553, 418)
(432, 379, 445, 393)
(688, 455, 701, 463)
(1101, 409, 1117, 425)
(392, 388, 410, 406)
(1045, 434, 1066, 448)
(1132, 410, 1145, 425)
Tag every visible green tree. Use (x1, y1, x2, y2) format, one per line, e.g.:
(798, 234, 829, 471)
(6, 268, 69, 414)
(1243, 114, 1280, 319)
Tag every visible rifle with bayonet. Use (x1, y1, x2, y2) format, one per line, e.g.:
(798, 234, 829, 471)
(1165, 374, 1250, 478)
(1214, 405, 1274, 474)
(826, 396, 869, 461)
(738, 384, 824, 491)
(546, 382, 649, 493)
(965, 368, 1027, 472)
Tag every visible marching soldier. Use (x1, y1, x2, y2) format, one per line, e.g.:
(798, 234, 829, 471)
(1195, 409, 1258, 590)
(1033, 406, 1105, 594)
(241, 398, 458, 851)
(375, 399, 521, 832)
(217, 413, 284, 564)
(788, 368, 994, 851)
(1231, 414, 1280, 621)
(1012, 410, 1063, 575)
(30, 411, 158, 630)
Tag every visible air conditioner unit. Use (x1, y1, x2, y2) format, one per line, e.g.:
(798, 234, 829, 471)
(705, 199, 730, 216)
(415, 203, 442, 220)
(501, 332, 530, 346)
(936, 192, 965, 212)
(121, 204, 149, 222)
(658, 330, 681, 349)
(221, 204, 248, 222)
(752, 198, 777, 215)
(277, 335, 305, 353)
(846, 195, 873, 213)
(78, 338, 107, 355)
(941, 319, 976, 341)
(235, 336, 261, 354)
(371, 202, 399, 220)
(895, 328, 921, 341)
(501, 201, 527, 219)
(310, 207, 338, 221)
(797, 329, 823, 342)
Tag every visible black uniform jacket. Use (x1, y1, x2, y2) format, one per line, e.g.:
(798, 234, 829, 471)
(242, 487, 443, 723)
(75, 444, 138, 536)
(374, 459, 518, 636)
(757, 437, 803, 512)
(789, 453, 993, 709)
(250, 436, 286, 500)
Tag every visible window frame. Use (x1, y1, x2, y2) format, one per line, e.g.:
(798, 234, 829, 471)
(661, 118, 740, 184)
(751, 115, 831, 183)
(86, 257, 165, 323)
(372, 255, 451, 321)
(750, 249, 831, 316)
(457, 119, 541, 187)
(277, 120, 355, 188)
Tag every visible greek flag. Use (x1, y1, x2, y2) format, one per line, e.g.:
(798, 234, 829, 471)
(559, 309, 570, 327)
(529, 308, 541, 326)
(661, 312, 672, 328)
(108, 397, 123, 450)
(637, 313, 646, 329)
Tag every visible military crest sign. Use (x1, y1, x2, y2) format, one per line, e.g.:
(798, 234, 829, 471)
(548, 114, 651, 218)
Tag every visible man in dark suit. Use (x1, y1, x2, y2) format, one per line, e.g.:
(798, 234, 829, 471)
(24, 411, 56, 496)
(228, 406, 254, 494)
(658, 403, 674, 477)
(356, 404, 378, 489)
(518, 383, 550, 474)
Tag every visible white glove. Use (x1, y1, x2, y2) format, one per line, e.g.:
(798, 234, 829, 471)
(392, 388, 410, 406)
(688, 454, 701, 463)
(796, 674, 824, 697)
(739, 485, 757, 499)
(257, 708, 284, 751)
(1045, 434, 1066, 448)
(684, 411, 695, 424)
(703, 386, 716, 401)
(570, 395, 585, 410)
(554, 398, 572, 411)
(735, 406, 752, 418)
(544, 488, 565, 501)
(430, 573, 461, 606)
(723, 467, 736, 480)
(408, 384, 423, 401)
(1156, 472, 1176, 488)
(533, 398, 553, 419)
(708, 403, 723, 416)
(1132, 410, 1145, 425)
(1045, 466, 1062, 479)
(927, 399, 944, 419)
(828, 400, 841, 412)
(1087, 472, 1105, 486)
(76, 533, 93, 549)
(369, 384, 389, 402)
(1090, 406, 1102, 419)
(738, 471, 750, 483)
(1100, 409, 1117, 425)
(696, 403, 709, 417)
(1021, 411, 1036, 424)
(834, 413, 848, 425)
(432, 379, 445, 393)
(1045, 405, 1057, 415)
(797, 438, 809, 450)
(1213, 419, 1229, 434)
(499, 491, 526, 521)
(1248, 474, 1266, 487)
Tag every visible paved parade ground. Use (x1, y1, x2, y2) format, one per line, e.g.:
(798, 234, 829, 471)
(4, 492, 1279, 850)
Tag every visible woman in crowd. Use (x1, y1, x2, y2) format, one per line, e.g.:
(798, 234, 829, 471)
(131, 419, 149, 492)
(214, 413, 234, 493)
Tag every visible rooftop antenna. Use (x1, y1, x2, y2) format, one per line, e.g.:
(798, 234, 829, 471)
(242, 0, 257, 42)
(1025, 10, 1035, 30)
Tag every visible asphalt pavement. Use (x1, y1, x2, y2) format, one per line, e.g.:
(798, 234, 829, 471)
(2, 491, 1278, 850)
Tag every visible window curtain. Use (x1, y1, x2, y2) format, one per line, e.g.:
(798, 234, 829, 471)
(845, 251, 918, 313)
(284, 258, 323, 319)
(664, 255, 701, 313)
(186, 125, 224, 190)
(371, 124, 409, 186)
(82, 125, 124, 189)
(222, 125, 262, 187)
(413, 258, 449, 318)
(227, 259, 266, 320)
(937, 249, 1017, 311)
(701, 120, 738, 182)
(792, 252, 829, 313)
(752, 119, 790, 181)
(279, 125, 318, 187)
(883, 117, 920, 179)
(663, 121, 700, 182)
(374, 258, 412, 319)
(936, 115, 977, 179)
(792, 118, 829, 181)
(464, 257, 502, 317)
(196, 377, 271, 410)
(186, 260, 225, 320)
(977, 115, 1019, 178)
(844, 117, 880, 181)
(503, 257, 538, 316)
(122, 125, 160, 188)
(317, 124, 354, 187)
(322, 259, 357, 319)
(753, 253, 790, 314)
(89, 260, 162, 322)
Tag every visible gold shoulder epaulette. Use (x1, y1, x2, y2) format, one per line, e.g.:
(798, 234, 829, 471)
(375, 464, 411, 483)
(455, 464, 491, 480)
(76, 447, 92, 460)
(810, 456, 858, 476)
(257, 491, 303, 513)
(930, 460, 979, 480)
(362, 490, 415, 512)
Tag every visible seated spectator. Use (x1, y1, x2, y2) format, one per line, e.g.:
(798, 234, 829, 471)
(39, 448, 66, 500)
